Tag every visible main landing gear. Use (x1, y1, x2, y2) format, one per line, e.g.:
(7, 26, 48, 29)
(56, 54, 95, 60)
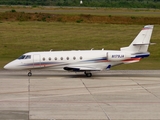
(84, 71, 92, 77)
(28, 70, 32, 76)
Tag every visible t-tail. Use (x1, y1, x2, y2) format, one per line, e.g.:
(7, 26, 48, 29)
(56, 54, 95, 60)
(121, 25, 154, 53)
(120, 25, 154, 64)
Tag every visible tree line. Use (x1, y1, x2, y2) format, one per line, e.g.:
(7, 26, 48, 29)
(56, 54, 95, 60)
(0, 0, 160, 9)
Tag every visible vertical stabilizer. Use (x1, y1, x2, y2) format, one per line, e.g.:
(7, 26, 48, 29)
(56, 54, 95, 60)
(121, 25, 154, 53)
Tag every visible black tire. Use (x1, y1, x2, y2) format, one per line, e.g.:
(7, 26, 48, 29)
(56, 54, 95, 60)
(28, 72, 32, 76)
(85, 73, 92, 77)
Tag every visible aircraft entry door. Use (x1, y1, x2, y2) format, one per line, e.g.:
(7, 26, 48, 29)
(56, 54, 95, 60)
(33, 54, 41, 68)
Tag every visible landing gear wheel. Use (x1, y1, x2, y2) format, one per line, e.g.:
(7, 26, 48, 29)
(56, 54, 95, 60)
(84, 72, 92, 77)
(86, 73, 92, 77)
(28, 71, 32, 76)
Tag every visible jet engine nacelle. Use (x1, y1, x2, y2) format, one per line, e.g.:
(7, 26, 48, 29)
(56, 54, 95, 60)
(107, 52, 131, 61)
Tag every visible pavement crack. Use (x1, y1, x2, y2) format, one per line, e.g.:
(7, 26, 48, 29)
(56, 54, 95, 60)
(80, 79, 111, 120)
(129, 77, 160, 100)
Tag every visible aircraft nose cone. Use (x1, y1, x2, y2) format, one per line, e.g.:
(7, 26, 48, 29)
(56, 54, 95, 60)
(4, 65, 7, 69)
(4, 63, 11, 70)
(4, 60, 19, 70)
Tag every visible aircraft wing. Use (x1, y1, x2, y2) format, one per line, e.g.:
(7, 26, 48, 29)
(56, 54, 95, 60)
(63, 66, 102, 72)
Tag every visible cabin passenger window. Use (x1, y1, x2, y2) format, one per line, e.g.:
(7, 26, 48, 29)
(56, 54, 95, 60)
(66, 57, 69, 60)
(80, 56, 82, 60)
(55, 57, 57, 60)
(61, 57, 63, 60)
(73, 57, 76, 60)
(49, 57, 51, 61)
(43, 58, 45, 61)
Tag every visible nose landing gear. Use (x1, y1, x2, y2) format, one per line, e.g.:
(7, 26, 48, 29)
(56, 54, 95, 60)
(28, 70, 32, 76)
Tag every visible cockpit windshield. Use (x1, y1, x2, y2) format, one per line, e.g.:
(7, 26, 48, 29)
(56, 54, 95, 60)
(18, 55, 26, 59)
(18, 55, 31, 59)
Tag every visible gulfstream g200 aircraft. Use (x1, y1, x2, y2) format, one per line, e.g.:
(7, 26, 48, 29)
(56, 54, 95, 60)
(4, 25, 154, 77)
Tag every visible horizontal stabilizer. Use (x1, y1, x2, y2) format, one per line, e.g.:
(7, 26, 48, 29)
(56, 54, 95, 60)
(133, 43, 156, 46)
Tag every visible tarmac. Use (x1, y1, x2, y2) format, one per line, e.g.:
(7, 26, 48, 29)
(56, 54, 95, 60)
(0, 70, 160, 120)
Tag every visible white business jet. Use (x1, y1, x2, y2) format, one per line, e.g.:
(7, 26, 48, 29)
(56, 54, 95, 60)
(4, 25, 154, 77)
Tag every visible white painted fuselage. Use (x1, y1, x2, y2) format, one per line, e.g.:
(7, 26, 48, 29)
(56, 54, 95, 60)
(4, 25, 154, 77)
(4, 50, 122, 71)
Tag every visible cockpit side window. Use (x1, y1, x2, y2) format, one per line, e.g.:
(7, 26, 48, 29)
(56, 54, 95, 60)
(25, 55, 31, 59)
(18, 55, 31, 59)
(18, 55, 26, 59)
